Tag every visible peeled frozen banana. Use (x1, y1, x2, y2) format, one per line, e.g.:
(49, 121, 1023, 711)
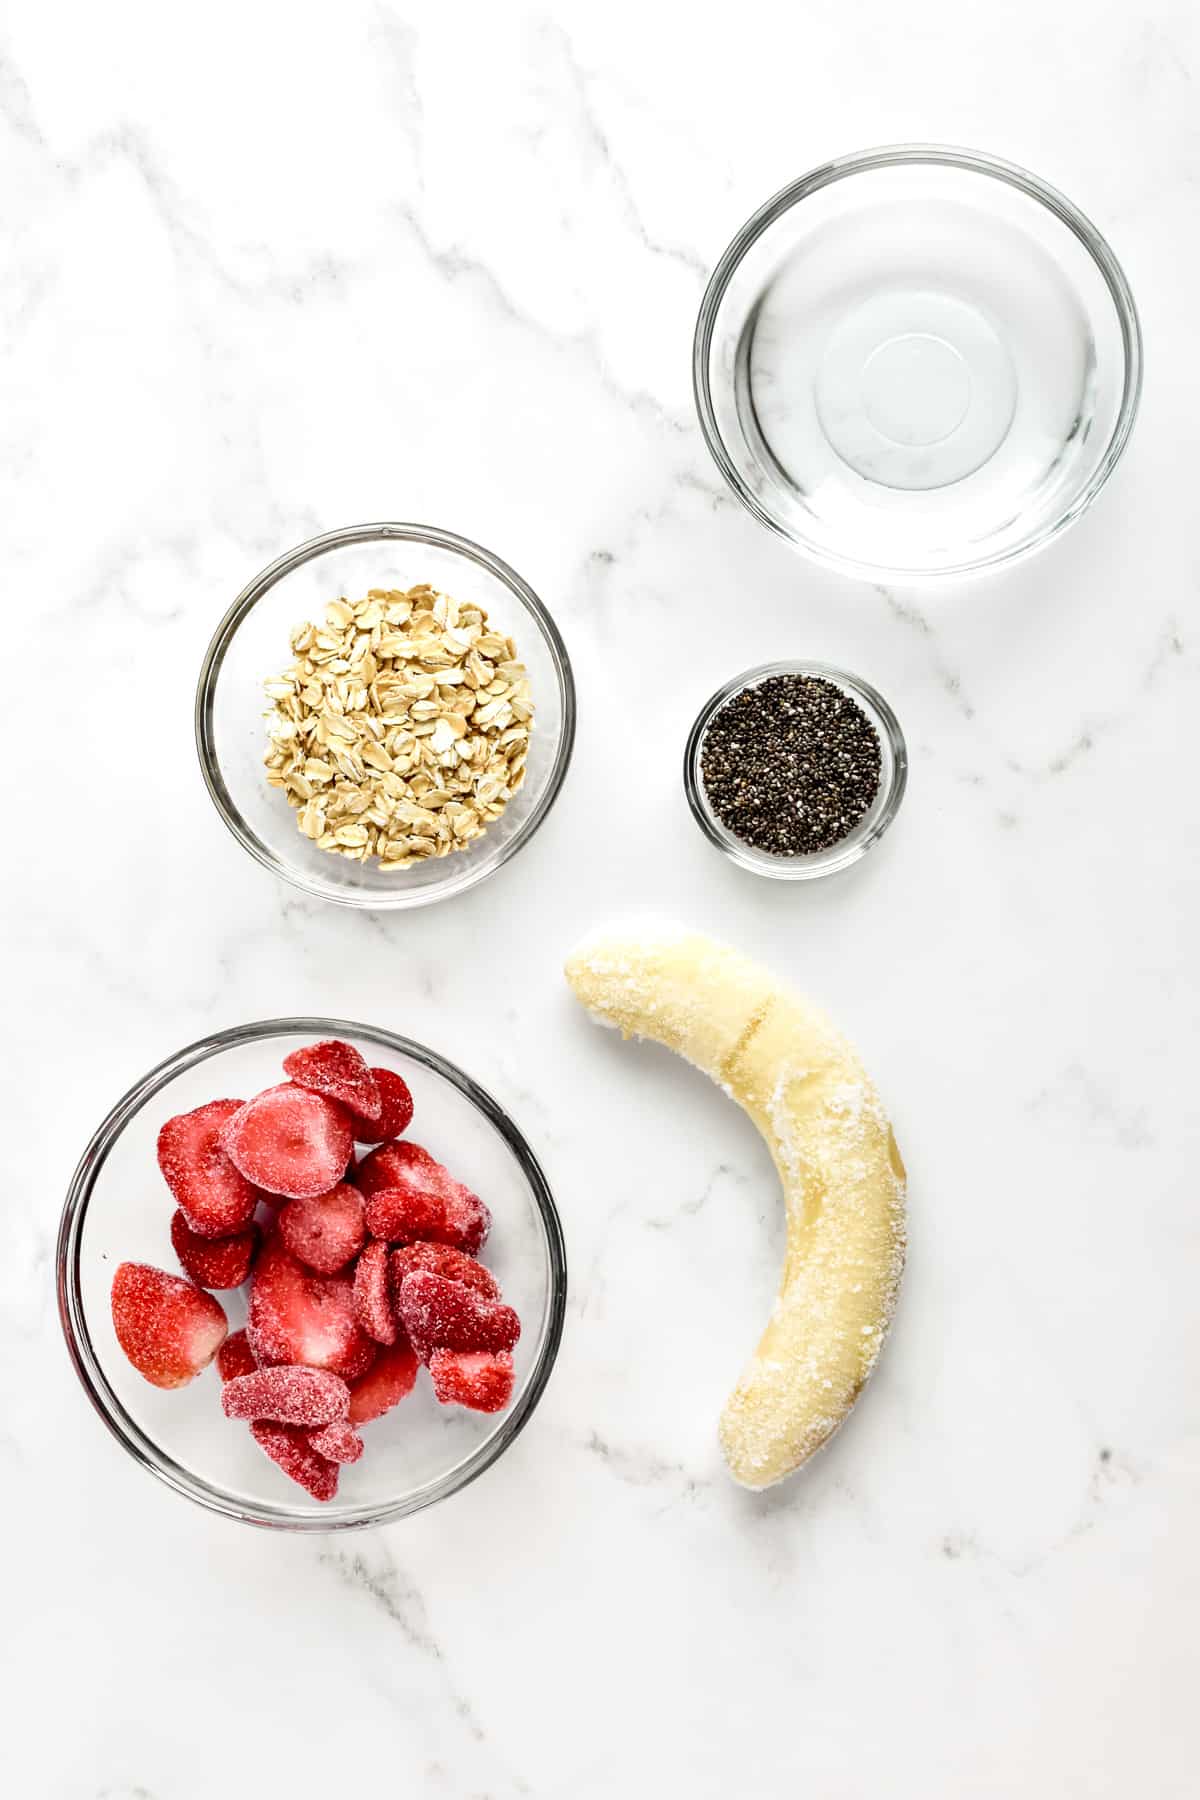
(565, 926, 906, 1488)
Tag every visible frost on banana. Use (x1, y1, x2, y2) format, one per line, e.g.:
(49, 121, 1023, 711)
(564, 927, 906, 1489)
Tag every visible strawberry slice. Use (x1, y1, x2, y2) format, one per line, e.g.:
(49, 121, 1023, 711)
(278, 1182, 365, 1275)
(282, 1040, 381, 1130)
(306, 1419, 364, 1464)
(357, 1139, 445, 1203)
(222, 1365, 350, 1427)
(351, 1068, 414, 1144)
(247, 1236, 375, 1380)
(157, 1100, 260, 1239)
(170, 1209, 260, 1290)
(347, 1338, 419, 1425)
(396, 1270, 520, 1365)
(352, 1240, 395, 1344)
(441, 1185, 490, 1255)
(363, 1185, 444, 1244)
(429, 1349, 515, 1414)
(358, 1141, 490, 1253)
(216, 1328, 259, 1383)
(388, 1241, 499, 1301)
(251, 1421, 339, 1502)
(111, 1262, 228, 1389)
(222, 1084, 353, 1201)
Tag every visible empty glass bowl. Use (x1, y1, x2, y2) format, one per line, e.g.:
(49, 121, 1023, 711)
(57, 1019, 567, 1531)
(694, 145, 1142, 580)
(684, 661, 907, 879)
(196, 523, 576, 908)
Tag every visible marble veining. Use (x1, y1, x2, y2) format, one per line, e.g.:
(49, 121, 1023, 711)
(5, 0, 1198, 1794)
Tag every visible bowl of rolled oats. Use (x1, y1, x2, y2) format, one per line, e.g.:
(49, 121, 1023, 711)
(196, 523, 575, 908)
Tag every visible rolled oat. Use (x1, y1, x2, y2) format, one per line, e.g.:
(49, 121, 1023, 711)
(264, 586, 533, 868)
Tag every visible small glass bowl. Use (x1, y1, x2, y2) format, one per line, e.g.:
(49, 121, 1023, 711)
(196, 523, 576, 909)
(684, 661, 907, 880)
(57, 1019, 567, 1532)
(694, 145, 1143, 581)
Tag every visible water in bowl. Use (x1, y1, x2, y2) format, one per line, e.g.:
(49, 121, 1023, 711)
(734, 191, 1106, 574)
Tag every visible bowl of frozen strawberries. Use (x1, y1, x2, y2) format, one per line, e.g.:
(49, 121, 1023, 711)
(57, 1023, 566, 1528)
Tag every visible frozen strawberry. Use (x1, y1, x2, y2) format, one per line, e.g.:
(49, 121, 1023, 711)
(283, 1040, 381, 1130)
(352, 1240, 395, 1344)
(157, 1100, 260, 1239)
(358, 1141, 490, 1252)
(277, 1182, 365, 1275)
(216, 1328, 259, 1383)
(247, 1236, 376, 1380)
(396, 1270, 520, 1365)
(111, 1262, 228, 1389)
(357, 1139, 441, 1202)
(170, 1209, 260, 1290)
(363, 1185, 444, 1244)
(440, 1186, 491, 1256)
(347, 1338, 419, 1425)
(429, 1349, 515, 1414)
(251, 1421, 339, 1502)
(222, 1364, 350, 1427)
(388, 1241, 500, 1301)
(350, 1068, 414, 1144)
(222, 1084, 353, 1201)
(307, 1419, 364, 1464)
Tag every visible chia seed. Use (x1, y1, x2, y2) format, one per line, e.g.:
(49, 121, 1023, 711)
(699, 673, 882, 857)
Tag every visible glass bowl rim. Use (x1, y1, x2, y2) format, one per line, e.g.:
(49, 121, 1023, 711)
(194, 521, 578, 910)
(692, 142, 1144, 582)
(57, 1015, 569, 1533)
(683, 659, 908, 879)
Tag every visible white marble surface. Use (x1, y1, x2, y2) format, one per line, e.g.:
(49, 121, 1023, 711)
(4, 0, 1198, 1793)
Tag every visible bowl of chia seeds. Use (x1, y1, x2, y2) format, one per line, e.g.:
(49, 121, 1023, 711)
(683, 661, 907, 880)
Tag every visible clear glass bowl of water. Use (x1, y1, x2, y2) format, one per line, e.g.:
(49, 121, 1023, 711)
(693, 145, 1142, 581)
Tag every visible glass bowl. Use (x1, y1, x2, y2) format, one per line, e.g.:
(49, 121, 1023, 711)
(683, 661, 907, 880)
(694, 145, 1143, 581)
(57, 1019, 567, 1532)
(196, 523, 576, 908)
